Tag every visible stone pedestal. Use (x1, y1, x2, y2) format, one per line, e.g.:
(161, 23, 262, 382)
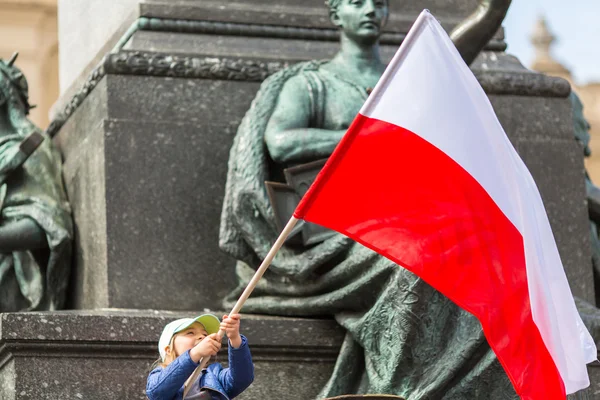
(0, 310, 344, 399)
(0, 310, 598, 399)
(57, 74, 259, 310)
(54, 58, 596, 311)
(50, 0, 521, 311)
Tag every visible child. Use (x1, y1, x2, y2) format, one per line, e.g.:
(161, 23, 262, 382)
(146, 313, 254, 400)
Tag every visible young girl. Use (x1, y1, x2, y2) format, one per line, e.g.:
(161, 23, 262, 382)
(146, 313, 254, 400)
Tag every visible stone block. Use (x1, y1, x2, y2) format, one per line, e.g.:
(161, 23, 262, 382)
(57, 75, 261, 310)
(55, 61, 595, 310)
(1, 311, 598, 399)
(0, 311, 344, 400)
(124, 32, 401, 65)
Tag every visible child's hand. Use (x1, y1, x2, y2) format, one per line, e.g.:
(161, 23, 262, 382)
(190, 333, 221, 362)
(221, 314, 242, 348)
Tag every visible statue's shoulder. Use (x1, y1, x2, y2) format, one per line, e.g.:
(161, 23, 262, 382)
(267, 60, 328, 95)
(285, 59, 326, 73)
(298, 59, 328, 72)
(250, 60, 327, 110)
(292, 60, 329, 83)
(234, 59, 330, 140)
(264, 60, 327, 85)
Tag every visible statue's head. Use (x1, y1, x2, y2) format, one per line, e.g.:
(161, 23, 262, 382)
(327, 0, 389, 45)
(570, 91, 592, 157)
(0, 53, 32, 115)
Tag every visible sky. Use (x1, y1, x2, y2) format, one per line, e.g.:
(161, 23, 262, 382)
(503, 0, 600, 85)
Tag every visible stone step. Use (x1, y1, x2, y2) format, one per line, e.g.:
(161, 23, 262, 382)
(0, 310, 344, 399)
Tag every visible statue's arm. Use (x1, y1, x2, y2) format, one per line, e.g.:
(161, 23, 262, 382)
(0, 132, 45, 180)
(0, 133, 48, 253)
(265, 76, 345, 164)
(0, 217, 47, 253)
(450, 0, 512, 65)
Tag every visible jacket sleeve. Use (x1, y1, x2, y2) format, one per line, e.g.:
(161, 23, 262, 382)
(146, 350, 199, 400)
(218, 335, 255, 398)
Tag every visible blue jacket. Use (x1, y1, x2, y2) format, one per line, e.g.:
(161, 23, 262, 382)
(146, 335, 254, 400)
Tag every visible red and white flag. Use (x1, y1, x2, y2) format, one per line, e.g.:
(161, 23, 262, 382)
(294, 10, 596, 399)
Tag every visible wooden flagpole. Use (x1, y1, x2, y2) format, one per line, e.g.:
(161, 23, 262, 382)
(182, 216, 300, 397)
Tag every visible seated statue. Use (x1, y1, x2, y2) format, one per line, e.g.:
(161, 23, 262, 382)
(220, 1, 519, 398)
(572, 91, 600, 305)
(0, 54, 72, 312)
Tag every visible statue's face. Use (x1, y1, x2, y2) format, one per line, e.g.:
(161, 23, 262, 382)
(331, 0, 389, 44)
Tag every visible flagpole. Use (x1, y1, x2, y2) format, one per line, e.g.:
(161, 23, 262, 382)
(183, 216, 300, 397)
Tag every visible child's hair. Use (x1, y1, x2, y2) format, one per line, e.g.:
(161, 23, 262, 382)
(149, 336, 176, 371)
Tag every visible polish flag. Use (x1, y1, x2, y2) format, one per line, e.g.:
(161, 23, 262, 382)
(294, 10, 596, 399)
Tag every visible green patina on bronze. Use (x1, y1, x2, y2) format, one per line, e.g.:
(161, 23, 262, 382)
(219, 0, 525, 398)
(568, 92, 600, 400)
(0, 54, 72, 312)
(573, 91, 600, 305)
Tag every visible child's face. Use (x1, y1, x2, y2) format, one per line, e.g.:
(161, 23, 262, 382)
(172, 322, 208, 357)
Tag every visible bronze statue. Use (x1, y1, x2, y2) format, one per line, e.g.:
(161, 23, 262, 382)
(0, 53, 72, 312)
(221, 0, 517, 398)
(571, 91, 600, 306)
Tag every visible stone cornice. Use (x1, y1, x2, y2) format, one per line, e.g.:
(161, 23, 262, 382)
(0, 311, 343, 370)
(103, 51, 286, 80)
(0, 341, 338, 372)
(46, 50, 571, 138)
(134, 17, 506, 50)
(473, 70, 571, 98)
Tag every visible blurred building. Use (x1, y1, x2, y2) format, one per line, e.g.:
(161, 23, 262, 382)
(530, 16, 600, 182)
(0, 0, 58, 129)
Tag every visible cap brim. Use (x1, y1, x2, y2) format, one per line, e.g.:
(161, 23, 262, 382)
(174, 314, 220, 335)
